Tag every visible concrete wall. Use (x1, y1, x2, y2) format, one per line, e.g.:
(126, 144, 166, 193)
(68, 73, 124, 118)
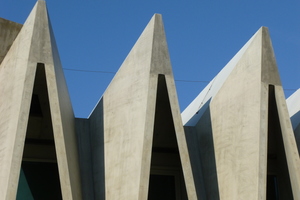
(0, 1, 82, 199)
(76, 118, 96, 200)
(287, 89, 300, 155)
(183, 27, 300, 200)
(2, 1, 300, 200)
(86, 14, 197, 200)
(0, 18, 22, 64)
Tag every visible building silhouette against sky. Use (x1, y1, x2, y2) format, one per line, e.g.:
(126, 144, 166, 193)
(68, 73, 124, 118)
(0, 1, 300, 199)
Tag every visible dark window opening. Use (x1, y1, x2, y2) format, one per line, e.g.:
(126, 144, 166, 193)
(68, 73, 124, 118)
(148, 74, 188, 200)
(148, 174, 176, 200)
(267, 175, 279, 200)
(29, 94, 43, 117)
(17, 63, 62, 200)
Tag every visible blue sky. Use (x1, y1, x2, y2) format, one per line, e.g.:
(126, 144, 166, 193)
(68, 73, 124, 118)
(1, 0, 300, 118)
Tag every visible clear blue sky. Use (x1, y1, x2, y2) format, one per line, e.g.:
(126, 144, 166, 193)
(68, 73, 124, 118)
(1, 0, 300, 118)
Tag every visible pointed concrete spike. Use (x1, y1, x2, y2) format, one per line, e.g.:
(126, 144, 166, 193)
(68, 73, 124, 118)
(88, 14, 197, 199)
(182, 28, 261, 126)
(0, 1, 82, 199)
(261, 27, 281, 85)
(182, 27, 300, 199)
(150, 14, 172, 74)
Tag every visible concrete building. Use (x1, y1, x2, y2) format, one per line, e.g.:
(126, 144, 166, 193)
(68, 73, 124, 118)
(182, 27, 300, 200)
(287, 89, 300, 156)
(0, 1, 82, 199)
(0, 1, 299, 200)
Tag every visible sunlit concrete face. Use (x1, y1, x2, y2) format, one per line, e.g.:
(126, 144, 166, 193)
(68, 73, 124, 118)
(0, 18, 22, 64)
(0, 1, 82, 199)
(88, 14, 197, 200)
(2, 1, 300, 200)
(286, 89, 300, 155)
(72, 12, 198, 200)
(0, 2, 198, 199)
(183, 27, 300, 200)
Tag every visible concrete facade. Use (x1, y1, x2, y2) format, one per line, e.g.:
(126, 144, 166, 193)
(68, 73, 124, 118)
(1, 1, 300, 200)
(76, 14, 197, 200)
(99, 14, 196, 200)
(183, 27, 300, 200)
(287, 89, 300, 156)
(0, 18, 22, 65)
(0, 1, 81, 199)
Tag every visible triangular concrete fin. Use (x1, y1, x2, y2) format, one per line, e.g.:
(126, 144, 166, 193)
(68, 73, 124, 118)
(150, 14, 173, 75)
(181, 27, 300, 199)
(18, 63, 62, 199)
(210, 27, 300, 200)
(267, 85, 300, 199)
(261, 27, 300, 199)
(182, 28, 261, 126)
(89, 14, 197, 199)
(0, 1, 82, 199)
(148, 74, 195, 199)
(183, 27, 281, 126)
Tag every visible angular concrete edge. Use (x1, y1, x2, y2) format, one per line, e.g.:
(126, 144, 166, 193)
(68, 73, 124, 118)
(87, 14, 197, 199)
(0, 2, 39, 198)
(181, 27, 300, 199)
(181, 29, 260, 126)
(287, 89, 300, 122)
(164, 73, 198, 200)
(286, 89, 300, 155)
(148, 14, 197, 199)
(0, 1, 82, 199)
(275, 86, 300, 199)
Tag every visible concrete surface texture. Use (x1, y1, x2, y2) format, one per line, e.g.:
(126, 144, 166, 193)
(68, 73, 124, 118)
(89, 13, 197, 200)
(1, 1, 300, 200)
(74, 13, 198, 200)
(287, 89, 300, 155)
(0, 18, 22, 65)
(183, 27, 300, 199)
(0, 1, 82, 199)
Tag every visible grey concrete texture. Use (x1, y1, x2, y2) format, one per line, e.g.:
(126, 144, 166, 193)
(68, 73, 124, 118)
(184, 27, 300, 199)
(76, 98, 105, 200)
(75, 118, 96, 200)
(210, 27, 268, 200)
(0, 18, 22, 65)
(185, 107, 219, 200)
(0, 1, 82, 199)
(2, 1, 300, 200)
(86, 13, 197, 200)
(287, 89, 300, 155)
(89, 100, 106, 200)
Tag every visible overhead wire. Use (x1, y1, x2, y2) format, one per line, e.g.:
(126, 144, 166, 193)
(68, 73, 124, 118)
(63, 68, 116, 74)
(63, 68, 297, 91)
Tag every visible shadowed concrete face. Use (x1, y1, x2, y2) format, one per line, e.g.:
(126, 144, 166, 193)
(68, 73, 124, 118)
(184, 104, 219, 200)
(0, 1, 82, 199)
(87, 14, 197, 200)
(287, 89, 300, 155)
(183, 27, 300, 200)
